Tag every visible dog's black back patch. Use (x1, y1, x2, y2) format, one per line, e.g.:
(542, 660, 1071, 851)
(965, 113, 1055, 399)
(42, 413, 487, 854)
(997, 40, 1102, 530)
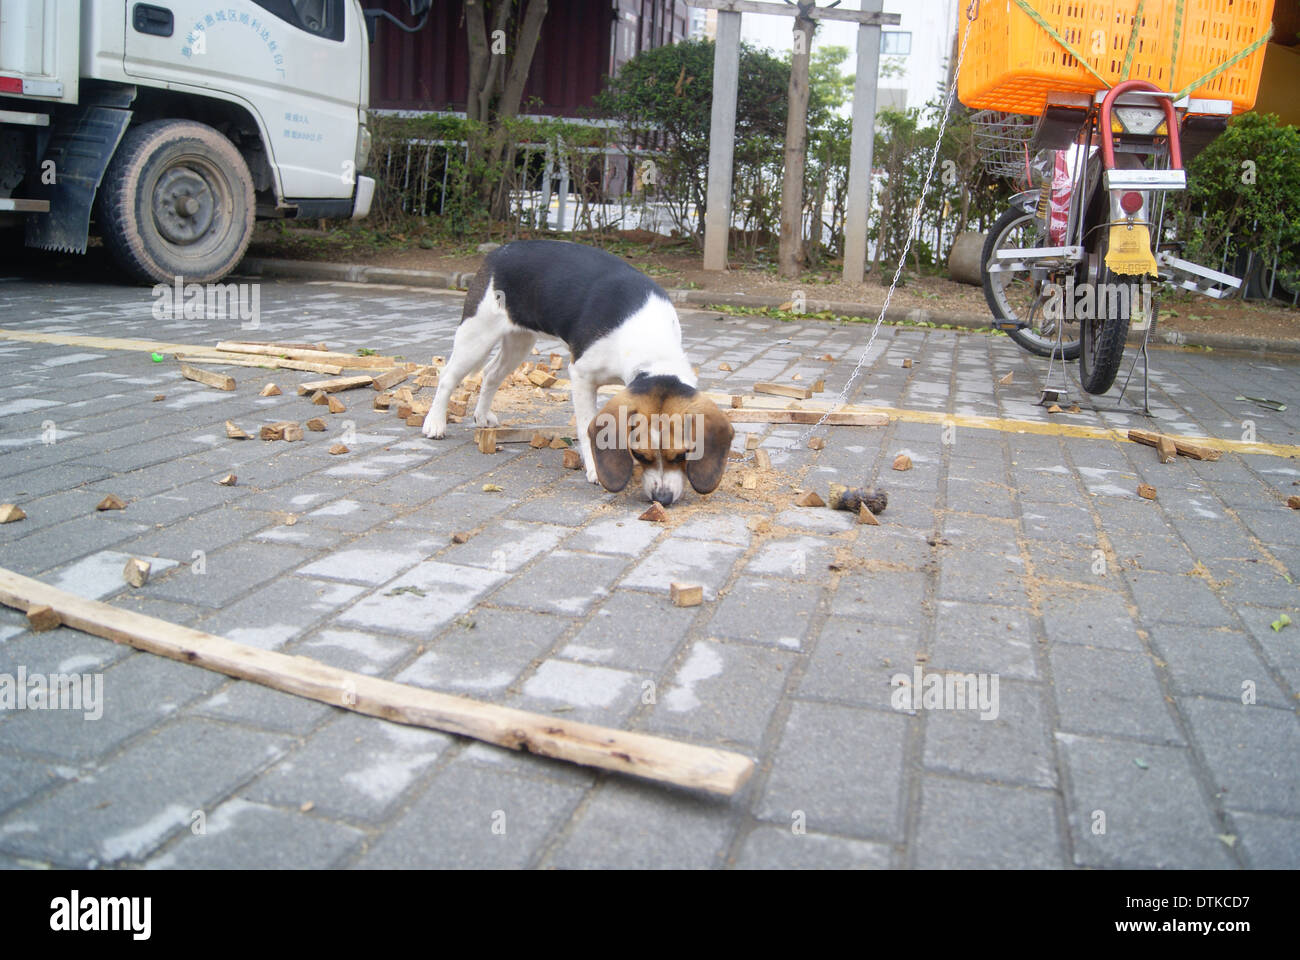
(470, 240, 672, 361)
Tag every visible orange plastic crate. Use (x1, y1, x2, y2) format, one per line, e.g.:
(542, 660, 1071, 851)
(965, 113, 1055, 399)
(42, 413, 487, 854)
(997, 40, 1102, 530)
(958, 0, 1275, 116)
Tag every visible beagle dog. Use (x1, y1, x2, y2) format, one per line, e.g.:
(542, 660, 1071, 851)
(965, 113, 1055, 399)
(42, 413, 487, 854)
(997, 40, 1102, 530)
(422, 240, 733, 506)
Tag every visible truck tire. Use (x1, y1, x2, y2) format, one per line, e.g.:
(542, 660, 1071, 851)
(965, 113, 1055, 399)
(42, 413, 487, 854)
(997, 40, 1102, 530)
(97, 119, 255, 285)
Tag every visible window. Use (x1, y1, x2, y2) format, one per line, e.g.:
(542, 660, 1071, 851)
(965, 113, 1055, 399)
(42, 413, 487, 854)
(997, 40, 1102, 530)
(251, 0, 344, 41)
(880, 31, 911, 56)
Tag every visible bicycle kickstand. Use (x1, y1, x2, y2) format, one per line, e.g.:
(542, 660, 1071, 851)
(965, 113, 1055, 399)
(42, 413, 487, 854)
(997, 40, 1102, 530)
(1117, 320, 1155, 416)
(1038, 318, 1071, 407)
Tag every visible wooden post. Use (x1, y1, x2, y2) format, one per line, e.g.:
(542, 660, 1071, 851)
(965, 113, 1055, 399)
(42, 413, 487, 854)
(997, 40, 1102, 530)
(702, 10, 742, 271)
(842, 0, 884, 285)
(778, 10, 815, 278)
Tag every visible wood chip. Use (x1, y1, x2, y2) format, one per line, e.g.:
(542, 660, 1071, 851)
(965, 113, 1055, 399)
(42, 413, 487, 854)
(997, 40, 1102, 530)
(858, 503, 880, 525)
(447, 398, 468, 418)
(997, 372, 1013, 385)
(902, 358, 912, 368)
(1047, 404, 1062, 414)
(25, 604, 60, 632)
(639, 502, 668, 522)
(0, 504, 26, 524)
(405, 413, 423, 427)
(892, 454, 912, 471)
(1156, 436, 1176, 463)
(260, 421, 302, 441)
(451, 531, 472, 544)
(394, 387, 414, 405)
(96, 494, 126, 511)
(1067, 404, 1081, 414)
(306, 418, 326, 432)
(730, 395, 743, 408)
(1127, 429, 1221, 462)
(561, 448, 583, 470)
(820, 354, 834, 361)
(726, 410, 887, 426)
(528, 369, 558, 388)
(329, 443, 349, 455)
(807, 437, 825, 450)
(549, 353, 564, 370)
(327, 396, 346, 414)
(754, 382, 813, 400)
(753, 449, 771, 470)
(477, 429, 499, 454)
(812, 379, 825, 393)
(792, 373, 802, 381)
(549, 436, 567, 450)
(371, 366, 413, 391)
(180, 363, 235, 391)
(123, 557, 151, 588)
(1287, 496, 1300, 510)
(152, 394, 166, 402)
(795, 490, 825, 507)
(741, 472, 758, 490)
(259, 383, 282, 397)
(217, 473, 237, 486)
(745, 434, 759, 451)
(1137, 483, 1157, 500)
(718, 362, 732, 371)
(374, 392, 393, 410)
(530, 433, 549, 448)
(225, 420, 249, 439)
(670, 583, 703, 607)
(308, 390, 326, 406)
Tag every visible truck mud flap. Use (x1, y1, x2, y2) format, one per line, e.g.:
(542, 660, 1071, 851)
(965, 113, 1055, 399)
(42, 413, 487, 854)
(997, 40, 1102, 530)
(25, 105, 133, 254)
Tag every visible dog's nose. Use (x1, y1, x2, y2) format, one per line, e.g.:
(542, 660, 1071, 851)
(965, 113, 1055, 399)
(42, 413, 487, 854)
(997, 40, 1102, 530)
(651, 488, 674, 507)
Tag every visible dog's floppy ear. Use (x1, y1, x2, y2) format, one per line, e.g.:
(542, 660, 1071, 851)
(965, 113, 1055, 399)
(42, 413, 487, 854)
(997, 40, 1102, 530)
(587, 389, 636, 492)
(684, 395, 734, 495)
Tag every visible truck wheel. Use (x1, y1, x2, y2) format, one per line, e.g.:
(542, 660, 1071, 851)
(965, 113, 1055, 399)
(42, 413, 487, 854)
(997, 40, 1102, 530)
(97, 119, 255, 285)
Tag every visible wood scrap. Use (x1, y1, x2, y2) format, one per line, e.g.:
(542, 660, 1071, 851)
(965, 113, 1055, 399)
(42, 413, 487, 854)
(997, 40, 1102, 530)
(374, 392, 393, 410)
(807, 437, 825, 450)
(745, 434, 760, 451)
(152, 394, 165, 402)
(549, 353, 563, 370)
(447, 398, 468, 418)
(371, 366, 414, 391)
(259, 383, 282, 397)
(477, 429, 499, 454)
(1156, 436, 1177, 463)
(902, 358, 912, 368)
(754, 382, 813, 400)
(178, 354, 344, 375)
(997, 372, 1013, 385)
(405, 413, 423, 427)
(260, 421, 302, 442)
(394, 387, 414, 405)
(213, 341, 398, 369)
(741, 472, 758, 490)
(0, 504, 26, 524)
(327, 396, 347, 414)
(639, 502, 668, 522)
(216, 474, 237, 486)
(306, 418, 326, 431)
(311, 390, 329, 405)
(0, 566, 752, 794)
(1137, 483, 1157, 500)
(795, 490, 825, 507)
(1047, 404, 1062, 414)
(812, 379, 825, 393)
(892, 454, 912, 471)
(96, 495, 126, 511)
(295, 375, 373, 396)
(528, 369, 558, 388)
(753, 449, 771, 470)
(730, 395, 743, 409)
(858, 504, 880, 525)
(180, 364, 235, 391)
(224, 420, 249, 439)
(718, 362, 732, 371)
(726, 410, 887, 426)
(25, 604, 59, 632)
(1287, 496, 1300, 510)
(549, 435, 567, 450)
(670, 583, 703, 607)
(451, 531, 472, 544)
(530, 433, 549, 448)
(1127, 429, 1221, 462)
(329, 444, 349, 455)
(123, 558, 151, 588)
(562, 448, 582, 470)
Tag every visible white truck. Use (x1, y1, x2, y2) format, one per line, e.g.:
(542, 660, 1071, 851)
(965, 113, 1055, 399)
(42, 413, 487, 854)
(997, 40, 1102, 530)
(0, 0, 382, 284)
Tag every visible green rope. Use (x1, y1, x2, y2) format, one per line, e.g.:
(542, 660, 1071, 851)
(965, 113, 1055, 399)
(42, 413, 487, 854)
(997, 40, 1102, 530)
(1174, 24, 1273, 101)
(1010, 0, 1110, 86)
(1170, 0, 1184, 84)
(1123, 0, 1147, 79)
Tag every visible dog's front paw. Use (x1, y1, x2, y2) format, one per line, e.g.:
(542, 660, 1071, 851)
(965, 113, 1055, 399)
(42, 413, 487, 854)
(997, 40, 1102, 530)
(421, 411, 446, 439)
(585, 465, 599, 484)
(474, 410, 500, 429)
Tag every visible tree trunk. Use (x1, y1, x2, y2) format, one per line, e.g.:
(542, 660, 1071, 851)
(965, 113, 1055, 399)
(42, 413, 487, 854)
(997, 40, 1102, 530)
(778, 14, 814, 279)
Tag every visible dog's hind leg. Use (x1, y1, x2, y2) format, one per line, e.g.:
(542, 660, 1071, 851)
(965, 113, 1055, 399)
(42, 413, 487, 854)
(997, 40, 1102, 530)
(474, 329, 535, 428)
(423, 287, 507, 439)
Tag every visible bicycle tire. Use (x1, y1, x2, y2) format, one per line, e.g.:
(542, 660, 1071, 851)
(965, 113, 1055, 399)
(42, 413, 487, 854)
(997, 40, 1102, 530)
(981, 206, 1081, 360)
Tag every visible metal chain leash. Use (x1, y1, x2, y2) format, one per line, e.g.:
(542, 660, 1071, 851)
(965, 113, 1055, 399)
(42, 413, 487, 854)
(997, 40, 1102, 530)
(797, 0, 980, 445)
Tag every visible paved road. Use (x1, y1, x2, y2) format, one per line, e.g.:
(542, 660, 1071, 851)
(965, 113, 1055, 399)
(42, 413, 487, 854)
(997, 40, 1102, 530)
(0, 269, 1297, 869)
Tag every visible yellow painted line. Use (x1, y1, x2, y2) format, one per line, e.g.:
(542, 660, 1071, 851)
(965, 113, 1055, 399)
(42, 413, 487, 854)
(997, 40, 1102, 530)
(6, 328, 1297, 459)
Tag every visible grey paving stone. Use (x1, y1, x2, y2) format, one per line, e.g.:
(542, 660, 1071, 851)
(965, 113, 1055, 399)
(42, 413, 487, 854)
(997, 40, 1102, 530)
(0, 651, 225, 762)
(396, 607, 567, 696)
(0, 752, 70, 817)
(146, 541, 314, 608)
(335, 559, 507, 637)
(758, 700, 908, 841)
(557, 590, 696, 673)
(546, 779, 736, 869)
(147, 797, 364, 869)
(1237, 604, 1300, 698)
(514, 659, 644, 724)
(1125, 569, 1235, 627)
(1148, 626, 1290, 708)
(246, 713, 451, 824)
(0, 514, 152, 575)
(0, 718, 288, 866)
(291, 628, 412, 677)
(437, 519, 568, 571)
(488, 550, 627, 615)
(563, 516, 664, 557)
(914, 777, 1063, 868)
(937, 547, 1031, 607)
(620, 538, 744, 600)
(1056, 733, 1235, 868)
(1050, 645, 1181, 743)
(192, 576, 368, 650)
(1224, 810, 1300, 869)
(800, 617, 920, 710)
(1180, 698, 1300, 815)
(734, 824, 892, 869)
(707, 578, 822, 650)
(1039, 588, 1143, 651)
(356, 758, 584, 869)
(830, 569, 930, 627)
(923, 679, 1056, 787)
(646, 639, 794, 749)
(931, 601, 1039, 679)
(189, 680, 336, 735)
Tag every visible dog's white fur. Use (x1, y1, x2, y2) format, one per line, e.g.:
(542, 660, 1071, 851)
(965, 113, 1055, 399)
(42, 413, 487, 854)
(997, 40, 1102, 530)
(421, 281, 696, 497)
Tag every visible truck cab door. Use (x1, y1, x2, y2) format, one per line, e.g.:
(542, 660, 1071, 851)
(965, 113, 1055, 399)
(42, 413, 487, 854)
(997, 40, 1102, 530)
(122, 0, 364, 202)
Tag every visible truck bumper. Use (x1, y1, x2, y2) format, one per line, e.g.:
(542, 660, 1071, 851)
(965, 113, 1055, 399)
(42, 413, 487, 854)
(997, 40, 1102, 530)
(351, 176, 375, 220)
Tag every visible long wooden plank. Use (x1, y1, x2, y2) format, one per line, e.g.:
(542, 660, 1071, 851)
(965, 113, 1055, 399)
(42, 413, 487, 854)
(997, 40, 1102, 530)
(476, 425, 574, 444)
(754, 382, 814, 400)
(726, 409, 887, 426)
(0, 567, 754, 796)
(1127, 428, 1222, 462)
(179, 363, 235, 391)
(296, 375, 374, 395)
(215, 341, 399, 369)
(176, 354, 344, 375)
